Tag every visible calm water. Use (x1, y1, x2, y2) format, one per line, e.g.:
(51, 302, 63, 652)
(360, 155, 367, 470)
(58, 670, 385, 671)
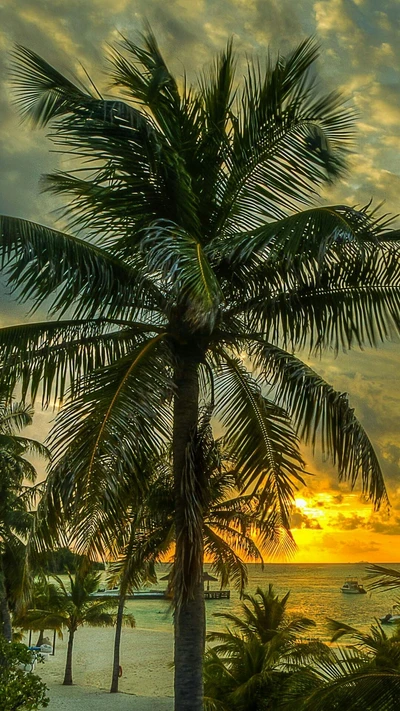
(124, 563, 399, 641)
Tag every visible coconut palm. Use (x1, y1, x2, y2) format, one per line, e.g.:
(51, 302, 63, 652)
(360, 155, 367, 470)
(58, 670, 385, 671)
(1, 31, 400, 709)
(71, 421, 287, 693)
(15, 564, 134, 685)
(204, 586, 325, 711)
(287, 620, 400, 711)
(0, 395, 49, 640)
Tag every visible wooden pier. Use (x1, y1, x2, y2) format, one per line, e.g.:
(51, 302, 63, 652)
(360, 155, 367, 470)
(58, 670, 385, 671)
(204, 590, 230, 600)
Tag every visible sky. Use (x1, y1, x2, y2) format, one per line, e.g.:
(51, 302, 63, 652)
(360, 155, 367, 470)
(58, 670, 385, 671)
(1, 0, 400, 563)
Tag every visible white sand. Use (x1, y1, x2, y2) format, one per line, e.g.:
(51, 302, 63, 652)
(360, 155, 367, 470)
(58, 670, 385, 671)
(43, 685, 172, 710)
(33, 626, 174, 709)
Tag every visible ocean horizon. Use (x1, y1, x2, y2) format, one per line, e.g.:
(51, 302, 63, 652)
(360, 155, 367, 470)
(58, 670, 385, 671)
(115, 562, 400, 641)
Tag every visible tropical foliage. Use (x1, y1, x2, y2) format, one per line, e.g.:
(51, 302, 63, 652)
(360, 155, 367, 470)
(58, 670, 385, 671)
(0, 394, 49, 640)
(51, 422, 289, 693)
(288, 619, 400, 711)
(2, 30, 400, 710)
(0, 635, 49, 710)
(204, 586, 325, 711)
(15, 565, 133, 685)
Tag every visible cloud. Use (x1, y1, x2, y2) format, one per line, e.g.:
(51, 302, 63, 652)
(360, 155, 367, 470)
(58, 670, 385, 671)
(321, 533, 381, 555)
(329, 510, 400, 536)
(291, 508, 323, 530)
(332, 513, 367, 530)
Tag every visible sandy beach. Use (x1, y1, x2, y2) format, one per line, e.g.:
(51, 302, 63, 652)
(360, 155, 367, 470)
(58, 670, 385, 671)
(43, 685, 173, 711)
(33, 625, 174, 709)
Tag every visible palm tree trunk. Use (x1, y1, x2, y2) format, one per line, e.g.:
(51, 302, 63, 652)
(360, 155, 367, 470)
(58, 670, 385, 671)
(63, 628, 75, 685)
(110, 592, 125, 693)
(0, 567, 12, 642)
(36, 630, 44, 646)
(173, 352, 205, 711)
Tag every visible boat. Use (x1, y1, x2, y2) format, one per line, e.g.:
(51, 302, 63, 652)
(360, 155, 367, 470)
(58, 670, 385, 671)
(380, 606, 400, 624)
(341, 578, 367, 594)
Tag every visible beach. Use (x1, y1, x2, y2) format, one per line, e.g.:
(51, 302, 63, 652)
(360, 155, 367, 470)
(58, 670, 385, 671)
(32, 563, 396, 708)
(34, 625, 174, 709)
(42, 685, 172, 711)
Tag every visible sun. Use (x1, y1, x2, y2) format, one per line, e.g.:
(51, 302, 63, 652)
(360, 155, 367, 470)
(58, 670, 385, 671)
(294, 498, 308, 509)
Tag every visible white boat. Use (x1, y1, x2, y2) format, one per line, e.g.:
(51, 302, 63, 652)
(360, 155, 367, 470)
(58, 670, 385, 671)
(341, 578, 367, 594)
(380, 606, 400, 624)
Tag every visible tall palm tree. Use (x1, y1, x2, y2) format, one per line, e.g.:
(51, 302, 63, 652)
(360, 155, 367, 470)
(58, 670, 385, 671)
(0, 395, 49, 640)
(15, 564, 134, 685)
(1, 31, 400, 709)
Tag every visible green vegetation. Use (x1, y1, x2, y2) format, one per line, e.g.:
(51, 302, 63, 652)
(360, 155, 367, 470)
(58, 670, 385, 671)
(293, 620, 400, 710)
(0, 395, 49, 641)
(204, 586, 400, 711)
(38, 548, 105, 574)
(63, 427, 285, 693)
(15, 565, 132, 686)
(0, 636, 48, 710)
(204, 586, 324, 711)
(1, 29, 400, 711)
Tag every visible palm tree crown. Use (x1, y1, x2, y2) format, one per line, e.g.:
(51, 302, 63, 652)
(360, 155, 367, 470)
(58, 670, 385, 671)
(204, 586, 323, 711)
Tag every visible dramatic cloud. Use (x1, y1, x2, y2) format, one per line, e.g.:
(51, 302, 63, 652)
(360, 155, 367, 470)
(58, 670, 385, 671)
(291, 509, 323, 530)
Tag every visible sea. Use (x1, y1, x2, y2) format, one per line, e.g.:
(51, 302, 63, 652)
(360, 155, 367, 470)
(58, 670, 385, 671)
(124, 562, 400, 642)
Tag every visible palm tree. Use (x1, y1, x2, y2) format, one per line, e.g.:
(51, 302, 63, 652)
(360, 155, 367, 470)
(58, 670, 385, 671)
(74, 423, 286, 693)
(0, 395, 49, 640)
(15, 564, 134, 685)
(1, 31, 400, 709)
(204, 586, 325, 711)
(288, 620, 400, 711)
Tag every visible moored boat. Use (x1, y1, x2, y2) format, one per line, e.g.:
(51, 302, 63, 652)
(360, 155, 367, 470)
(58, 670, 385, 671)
(341, 578, 367, 594)
(380, 606, 400, 624)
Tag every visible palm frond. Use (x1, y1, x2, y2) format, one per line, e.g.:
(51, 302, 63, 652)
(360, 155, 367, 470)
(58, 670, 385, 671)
(214, 351, 305, 527)
(0, 400, 34, 433)
(251, 342, 388, 507)
(44, 335, 172, 552)
(299, 650, 400, 711)
(216, 39, 355, 232)
(0, 318, 161, 405)
(142, 221, 223, 328)
(365, 564, 400, 592)
(12, 437, 50, 460)
(0, 215, 155, 320)
(11, 45, 95, 126)
(224, 203, 396, 266)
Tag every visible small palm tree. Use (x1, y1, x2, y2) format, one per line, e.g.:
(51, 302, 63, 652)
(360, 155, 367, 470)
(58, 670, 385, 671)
(15, 564, 134, 685)
(289, 620, 400, 711)
(204, 586, 323, 711)
(0, 394, 49, 641)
